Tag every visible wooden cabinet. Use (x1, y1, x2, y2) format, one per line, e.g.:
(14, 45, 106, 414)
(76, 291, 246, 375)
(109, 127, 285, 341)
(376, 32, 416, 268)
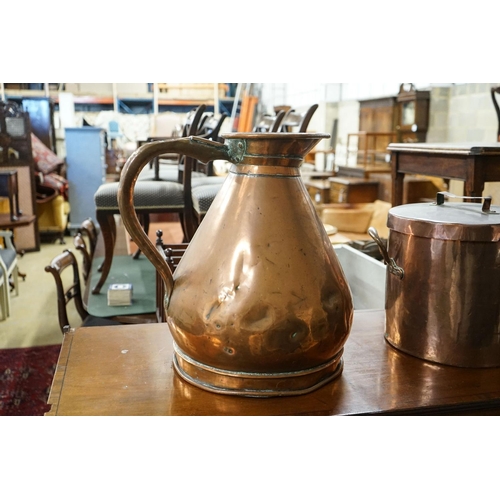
(359, 96, 397, 134)
(65, 127, 107, 231)
(21, 97, 56, 151)
(0, 101, 39, 251)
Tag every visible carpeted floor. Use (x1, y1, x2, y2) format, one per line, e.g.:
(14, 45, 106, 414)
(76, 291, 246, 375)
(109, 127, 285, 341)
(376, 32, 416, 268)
(0, 218, 184, 350)
(0, 237, 80, 350)
(0, 343, 61, 416)
(0, 218, 183, 416)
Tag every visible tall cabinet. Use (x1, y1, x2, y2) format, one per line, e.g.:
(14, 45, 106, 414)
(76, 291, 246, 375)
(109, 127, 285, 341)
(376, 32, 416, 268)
(65, 127, 106, 231)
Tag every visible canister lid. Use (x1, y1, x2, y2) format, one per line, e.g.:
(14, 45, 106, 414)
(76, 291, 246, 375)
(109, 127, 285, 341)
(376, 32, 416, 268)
(388, 196, 500, 242)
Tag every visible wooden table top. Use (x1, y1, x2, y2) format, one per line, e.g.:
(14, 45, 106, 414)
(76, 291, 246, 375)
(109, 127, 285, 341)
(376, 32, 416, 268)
(388, 142, 500, 154)
(46, 310, 500, 416)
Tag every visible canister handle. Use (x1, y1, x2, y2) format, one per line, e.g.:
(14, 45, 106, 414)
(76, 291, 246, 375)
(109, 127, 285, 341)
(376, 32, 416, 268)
(368, 227, 404, 280)
(435, 192, 497, 214)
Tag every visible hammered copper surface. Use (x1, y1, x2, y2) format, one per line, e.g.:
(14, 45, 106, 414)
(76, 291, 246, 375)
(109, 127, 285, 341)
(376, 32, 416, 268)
(118, 133, 354, 396)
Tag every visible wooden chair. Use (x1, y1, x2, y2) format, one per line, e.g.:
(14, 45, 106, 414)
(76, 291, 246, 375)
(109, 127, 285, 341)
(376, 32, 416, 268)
(73, 233, 92, 282)
(180, 113, 230, 239)
(92, 106, 207, 294)
(280, 104, 319, 132)
(137, 108, 214, 182)
(72, 218, 99, 281)
(252, 110, 286, 132)
(0, 229, 19, 319)
(45, 249, 121, 334)
(155, 229, 188, 322)
(491, 86, 500, 141)
(79, 217, 99, 256)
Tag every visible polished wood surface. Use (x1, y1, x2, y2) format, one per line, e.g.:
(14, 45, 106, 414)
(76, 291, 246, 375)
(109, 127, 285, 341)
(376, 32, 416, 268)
(46, 310, 500, 416)
(388, 142, 500, 206)
(329, 177, 379, 204)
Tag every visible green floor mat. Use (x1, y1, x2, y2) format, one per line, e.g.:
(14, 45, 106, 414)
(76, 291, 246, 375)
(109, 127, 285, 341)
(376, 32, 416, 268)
(87, 255, 156, 317)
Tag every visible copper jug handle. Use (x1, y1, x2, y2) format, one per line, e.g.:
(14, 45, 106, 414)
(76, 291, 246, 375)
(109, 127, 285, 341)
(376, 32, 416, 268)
(118, 136, 237, 302)
(368, 227, 405, 280)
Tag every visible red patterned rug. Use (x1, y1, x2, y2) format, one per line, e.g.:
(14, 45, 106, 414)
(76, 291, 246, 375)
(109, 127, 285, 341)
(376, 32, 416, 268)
(0, 344, 61, 416)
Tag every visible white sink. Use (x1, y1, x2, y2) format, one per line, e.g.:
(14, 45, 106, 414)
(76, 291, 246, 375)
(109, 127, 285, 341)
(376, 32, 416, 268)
(333, 244, 386, 310)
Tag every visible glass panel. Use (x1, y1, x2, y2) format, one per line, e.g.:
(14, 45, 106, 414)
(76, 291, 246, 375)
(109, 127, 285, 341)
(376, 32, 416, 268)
(401, 101, 415, 126)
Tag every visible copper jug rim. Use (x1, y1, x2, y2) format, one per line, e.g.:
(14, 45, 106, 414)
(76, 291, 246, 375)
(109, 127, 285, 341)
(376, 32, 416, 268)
(221, 132, 330, 140)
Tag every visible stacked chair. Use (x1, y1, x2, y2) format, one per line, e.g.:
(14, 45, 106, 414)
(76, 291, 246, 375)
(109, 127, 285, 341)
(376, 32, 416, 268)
(73, 217, 99, 282)
(45, 249, 122, 334)
(92, 105, 227, 294)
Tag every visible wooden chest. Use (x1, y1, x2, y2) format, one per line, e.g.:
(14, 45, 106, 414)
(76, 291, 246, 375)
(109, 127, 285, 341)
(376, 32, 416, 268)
(304, 179, 331, 205)
(329, 177, 379, 204)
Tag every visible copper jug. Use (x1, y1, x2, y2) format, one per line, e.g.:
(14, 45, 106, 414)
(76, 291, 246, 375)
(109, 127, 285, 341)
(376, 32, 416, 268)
(118, 133, 353, 397)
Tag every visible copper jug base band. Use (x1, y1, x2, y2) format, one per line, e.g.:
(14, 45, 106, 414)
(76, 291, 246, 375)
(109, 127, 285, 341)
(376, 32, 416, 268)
(172, 342, 344, 398)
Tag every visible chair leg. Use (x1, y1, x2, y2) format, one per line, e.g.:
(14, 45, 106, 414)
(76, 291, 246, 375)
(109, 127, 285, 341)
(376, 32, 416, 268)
(12, 265, 19, 296)
(93, 211, 116, 294)
(0, 281, 7, 320)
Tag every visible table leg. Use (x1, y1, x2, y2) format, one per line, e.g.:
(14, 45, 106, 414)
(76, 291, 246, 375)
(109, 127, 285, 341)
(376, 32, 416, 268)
(391, 152, 405, 206)
(464, 157, 484, 199)
(93, 211, 116, 294)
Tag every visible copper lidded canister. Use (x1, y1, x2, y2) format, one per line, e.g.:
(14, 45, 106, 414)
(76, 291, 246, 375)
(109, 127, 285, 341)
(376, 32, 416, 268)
(370, 193, 500, 368)
(118, 133, 354, 397)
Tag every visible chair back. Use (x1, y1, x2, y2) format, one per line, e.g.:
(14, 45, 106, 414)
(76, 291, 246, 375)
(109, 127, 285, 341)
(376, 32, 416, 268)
(79, 217, 98, 259)
(196, 113, 228, 142)
(281, 104, 319, 132)
(45, 249, 88, 334)
(73, 232, 92, 281)
(491, 86, 500, 141)
(253, 110, 286, 132)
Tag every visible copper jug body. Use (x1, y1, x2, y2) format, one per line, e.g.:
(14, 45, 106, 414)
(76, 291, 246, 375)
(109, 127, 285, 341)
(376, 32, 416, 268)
(118, 133, 353, 397)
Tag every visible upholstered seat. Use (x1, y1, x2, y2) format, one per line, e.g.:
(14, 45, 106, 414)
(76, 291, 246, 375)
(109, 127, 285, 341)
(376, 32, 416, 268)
(191, 183, 225, 217)
(95, 180, 184, 210)
(93, 180, 185, 294)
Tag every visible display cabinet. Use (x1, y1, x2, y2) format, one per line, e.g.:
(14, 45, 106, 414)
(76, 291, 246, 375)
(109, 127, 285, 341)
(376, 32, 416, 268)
(0, 101, 39, 251)
(395, 83, 430, 143)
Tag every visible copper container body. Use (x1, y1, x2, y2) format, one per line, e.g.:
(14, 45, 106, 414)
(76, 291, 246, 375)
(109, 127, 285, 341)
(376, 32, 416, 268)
(118, 133, 354, 396)
(382, 202, 500, 368)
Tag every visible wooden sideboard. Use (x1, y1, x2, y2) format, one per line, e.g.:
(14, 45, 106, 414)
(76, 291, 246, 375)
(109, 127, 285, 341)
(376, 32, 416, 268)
(46, 310, 500, 416)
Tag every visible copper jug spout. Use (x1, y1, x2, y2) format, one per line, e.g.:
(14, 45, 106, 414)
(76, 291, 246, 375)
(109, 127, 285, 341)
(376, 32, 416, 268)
(118, 133, 354, 397)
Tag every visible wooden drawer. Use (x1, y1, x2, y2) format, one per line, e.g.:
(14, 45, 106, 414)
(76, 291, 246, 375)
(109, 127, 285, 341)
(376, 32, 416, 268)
(304, 180, 331, 204)
(329, 177, 379, 204)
